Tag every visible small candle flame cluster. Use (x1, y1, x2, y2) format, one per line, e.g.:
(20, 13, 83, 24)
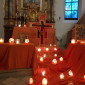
(59, 70, 73, 80)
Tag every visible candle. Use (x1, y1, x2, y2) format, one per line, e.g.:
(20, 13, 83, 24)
(24, 24, 27, 27)
(38, 48, 41, 52)
(15, 39, 20, 44)
(59, 57, 63, 62)
(84, 75, 85, 79)
(71, 39, 76, 44)
(54, 48, 57, 51)
(50, 44, 52, 47)
(25, 39, 29, 44)
(43, 54, 46, 58)
(40, 57, 43, 62)
(46, 48, 49, 51)
(60, 73, 64, 79)
(0, 38, 4, 43)
(54, 54, 57, 57)
(42, 71, 46, 76)
(18, 24, 21, 27)
(42, 78, 47, 85)
(68, 70, 73, 77)
(9, 38, 14, 44)
(29, 78, 33, 85)
(52, 59, 57, 65)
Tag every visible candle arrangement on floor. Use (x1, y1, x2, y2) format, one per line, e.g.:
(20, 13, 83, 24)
(28, 46, 66, 85)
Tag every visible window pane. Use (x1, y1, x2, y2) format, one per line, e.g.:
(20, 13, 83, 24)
(65, 3, 71, 10)
(66, 0, 71, 2)
(65, 11, 72, 18)
(72, 2, 78, 10)
(72, 11, 78, 18)
(72, 0, 78, 2)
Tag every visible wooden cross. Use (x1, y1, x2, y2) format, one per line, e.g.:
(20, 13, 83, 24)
(32, 21, 52, 44)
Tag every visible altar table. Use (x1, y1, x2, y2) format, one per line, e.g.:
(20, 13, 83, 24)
(0, 43, 35, 70)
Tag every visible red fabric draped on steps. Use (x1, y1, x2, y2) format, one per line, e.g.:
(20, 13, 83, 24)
(33, 44, 85, 85)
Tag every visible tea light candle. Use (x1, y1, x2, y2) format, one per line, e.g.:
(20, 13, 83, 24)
(52, 59, 57, 65)
(38, 48, 41, 52)
(29, 78, 33, 85)
(42, 71, 46, 76)
(59, 57, 63, 62)
(25, 39, 29, 44)
(46, 48, 49, 51)
(0, 38, 4, 43)
(15, 39, 20, 44)
(54, 54, 57, 57)
(18, 24, 21, 27)
(50, 44, 52, 47)
(60, 73, 64, 79)
(9, 38, 14, 44)
(71, 39, 76, 44)
(40, 57, 43, 62)
(24, 24, 27, 27)
(43, 54, 46, 58)
(68, 70, 73, 77)
(84, 75, 85, 79)
(54, 48, 57, 51)
(42, 78, 47, 85)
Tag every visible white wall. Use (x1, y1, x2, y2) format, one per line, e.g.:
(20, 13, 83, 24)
(54, 0, 85, 46)
(0, 0, 4, 38)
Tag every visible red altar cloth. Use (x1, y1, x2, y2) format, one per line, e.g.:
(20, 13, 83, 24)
(12, 27, 57, 45)
(0, 43, 35, 70)
(33, 44, 85, 85)
(12, 27, 39, 45)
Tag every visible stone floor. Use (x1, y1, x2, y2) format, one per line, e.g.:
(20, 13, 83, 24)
(0, 68, 32, 85)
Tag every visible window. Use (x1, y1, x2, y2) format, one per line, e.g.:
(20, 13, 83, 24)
(65, 0, 79, 20)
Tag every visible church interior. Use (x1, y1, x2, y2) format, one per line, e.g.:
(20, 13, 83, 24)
(0, 0, 85, 85)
